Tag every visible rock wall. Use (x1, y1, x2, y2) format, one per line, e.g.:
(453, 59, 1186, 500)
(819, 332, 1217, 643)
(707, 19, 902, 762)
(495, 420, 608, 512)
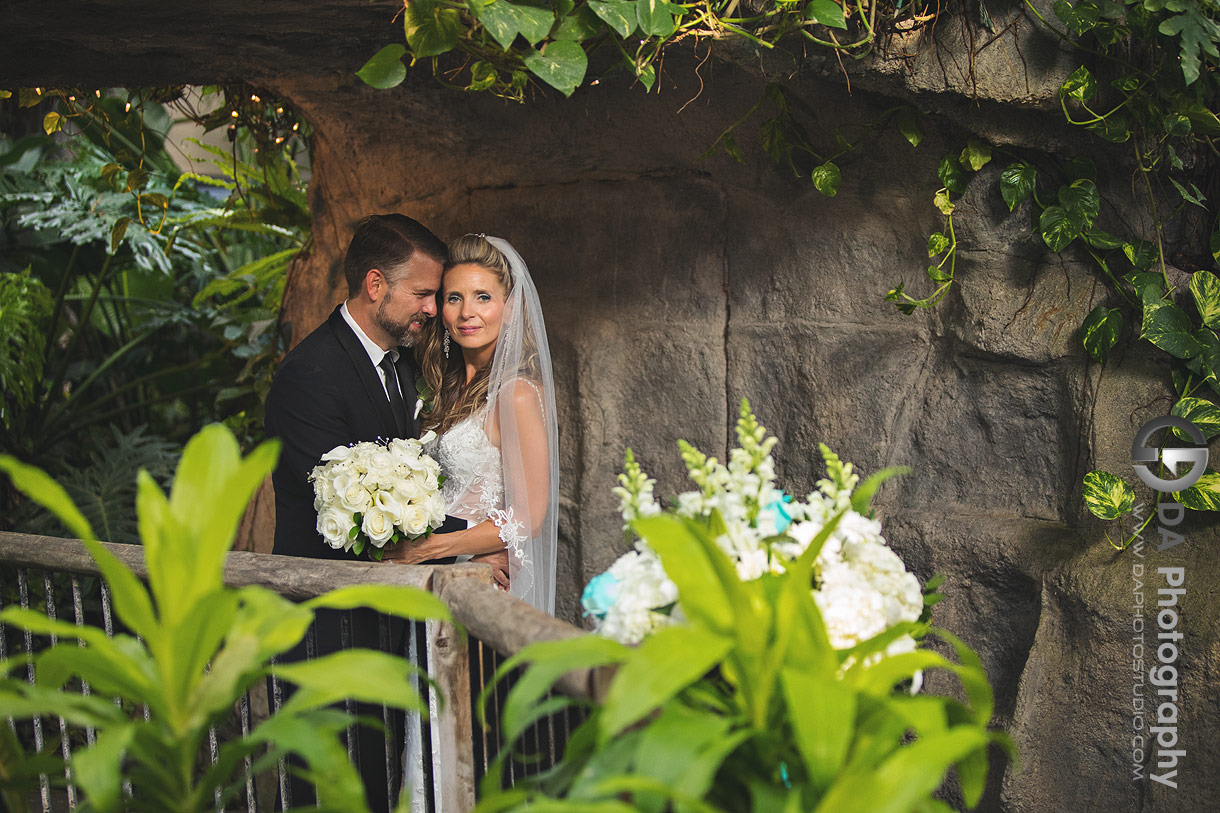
(5, 2, 1219, 808)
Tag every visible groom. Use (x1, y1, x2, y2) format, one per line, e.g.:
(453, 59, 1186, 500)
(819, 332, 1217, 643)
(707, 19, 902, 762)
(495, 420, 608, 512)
(264, 213, 449, 812)
(266, 213, 447, 557)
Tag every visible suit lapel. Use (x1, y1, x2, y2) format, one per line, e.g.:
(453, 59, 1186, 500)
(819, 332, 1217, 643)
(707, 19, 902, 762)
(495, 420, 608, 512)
(327, 306, 399, 438)
(396, 350, 422, 438)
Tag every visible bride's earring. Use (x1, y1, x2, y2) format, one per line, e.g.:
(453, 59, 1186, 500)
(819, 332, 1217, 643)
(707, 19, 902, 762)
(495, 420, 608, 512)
(443, 329, 450, 359)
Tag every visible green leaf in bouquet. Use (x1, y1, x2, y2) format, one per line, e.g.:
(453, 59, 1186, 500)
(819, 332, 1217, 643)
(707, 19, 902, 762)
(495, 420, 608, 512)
(273, 649, 429, 714)
(851, 466, 911, 515)
(598, 625, 732, 743)
(356, 44, 408, 89)
(1174, 470, 1220, 511)
(1081, 305, 1122, 363)
(1081, 470, 1135, 520)
(1170, 396, 1220, 440)
(632, 513, 740, 633)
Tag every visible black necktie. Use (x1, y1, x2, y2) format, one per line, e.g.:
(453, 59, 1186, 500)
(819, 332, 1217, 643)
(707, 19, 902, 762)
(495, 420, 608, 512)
(378, 354, 409, 436)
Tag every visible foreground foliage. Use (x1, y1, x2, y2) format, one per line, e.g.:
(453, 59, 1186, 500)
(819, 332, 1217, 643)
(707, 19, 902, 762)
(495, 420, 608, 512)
(476, 426, 1007, 811)
(0, 426, 452, 812)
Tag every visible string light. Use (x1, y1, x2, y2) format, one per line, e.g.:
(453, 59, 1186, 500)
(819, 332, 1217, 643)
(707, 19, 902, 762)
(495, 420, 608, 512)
(95, 90, 102, 98)
(250, 94, 260, 102)
(231, 110, 239, 118)
(124, 102, 131, 112)
(291, 122, 299, 131)
(275, 136, 284, 144)
(276, 107, 284, 114)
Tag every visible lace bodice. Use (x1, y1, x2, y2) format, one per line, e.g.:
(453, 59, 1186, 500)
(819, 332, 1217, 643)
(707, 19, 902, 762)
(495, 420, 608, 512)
(429, 407, 503, 523)
(428, 407, 530, 570)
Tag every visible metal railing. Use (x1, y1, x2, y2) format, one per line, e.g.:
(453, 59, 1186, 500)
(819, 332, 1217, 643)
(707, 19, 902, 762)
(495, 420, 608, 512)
(0, 532, 601, 812)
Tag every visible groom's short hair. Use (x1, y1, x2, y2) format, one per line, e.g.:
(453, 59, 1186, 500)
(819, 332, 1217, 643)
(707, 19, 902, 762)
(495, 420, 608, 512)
(344, 214, 447, 296)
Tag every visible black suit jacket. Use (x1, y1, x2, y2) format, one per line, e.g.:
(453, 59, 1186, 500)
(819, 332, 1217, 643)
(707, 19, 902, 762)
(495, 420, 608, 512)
(265, 304, 423, 559)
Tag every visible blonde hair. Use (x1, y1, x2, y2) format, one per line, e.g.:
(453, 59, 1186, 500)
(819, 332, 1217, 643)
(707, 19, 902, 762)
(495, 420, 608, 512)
(418, 235, 538, 434)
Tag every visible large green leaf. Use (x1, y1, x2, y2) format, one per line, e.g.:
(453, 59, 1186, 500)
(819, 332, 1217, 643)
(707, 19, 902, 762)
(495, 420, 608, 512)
(633, 704, 744, 806)
(812, 162, 841, 197)
(589, 0, 637, 37)
(553, 4, 603, 40)
(959, 139, 992, 171)
(1060, 65, 1097, 100)
(805, 0, 848, 28)
(474, 0, 556, 48)
(636, 0, 680, 37)
(71, 725, 136, 812)
(273, 650, 428, 714)
(633, 514, 739, 633)
(782, 667, 855, 792)
(248, 710, 368, 809)
(306, 583, 453, 622)
(1081, 305, 1122, 363)
(523, 41, 588, 96)
(598, 625, 732, 743)
(1081, 470, 1135, 520)
(1054, 0, 1100, 35)
(999, 162, 1035, 211)
(1059, 179, 1099, 226)
(1171, 396, 1220, 440)
(1190, 271, 1220, 329)
(1142, 285, 1204, 359)
(937, 155, 968, 194)
(405, 0, 464, 57)
(1039, 205, 1079, 252)
(1175, 471, 1220, 510)
(1159, 6, 1220, 85)
(356, 44, 408, 89)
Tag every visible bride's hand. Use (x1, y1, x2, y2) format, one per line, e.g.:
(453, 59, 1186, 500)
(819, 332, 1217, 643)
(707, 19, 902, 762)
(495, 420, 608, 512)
(470, 550, 510, 590)
(381, 534, 446, 565)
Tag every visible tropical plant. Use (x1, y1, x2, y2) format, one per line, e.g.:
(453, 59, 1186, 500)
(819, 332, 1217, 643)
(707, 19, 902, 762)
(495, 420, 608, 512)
(0, 425, 452, 812)
(474, 460, 1007, 811)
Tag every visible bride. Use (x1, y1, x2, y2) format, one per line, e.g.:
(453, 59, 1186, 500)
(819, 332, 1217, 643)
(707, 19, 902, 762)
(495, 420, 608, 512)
(385, 234, 558, 615)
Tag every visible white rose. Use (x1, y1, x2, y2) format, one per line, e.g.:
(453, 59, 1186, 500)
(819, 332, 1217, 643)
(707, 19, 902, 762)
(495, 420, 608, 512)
(312, 469, 336, 505)
(392, 475, 427, 504)
(361, 506, 395, 547)
(317, 506, 354, 550)
(400, 504, 430, 537)
(388, 437, 422, 464)
(425, 491, 446, 524)
(340, 481, 373, 514)
(369, 450, 396, 475)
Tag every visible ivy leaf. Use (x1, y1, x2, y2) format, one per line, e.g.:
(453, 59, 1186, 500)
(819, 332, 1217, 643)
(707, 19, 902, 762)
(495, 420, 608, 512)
(959, 139, 992, 171)
(1171, 397, 1220, 440)
(472, 0, 553, 49)
(1123, 240, 1157, 271)
(895, 108, 923, 147)
(1158, 7, 1220, 86)
(1142, 285, 1204, 359)
(927, 232, 951, 257)
(1060, 66, 1097, 101)
(927, 265, 952, 283)
(811, 162, 841, 197)
(636, 62, 657, 92)
(1062, 155, 1096, 182)
(524, 41, 588, 96)
(1083, 228, 1123, 250)
(1174, 471, 1220, 510)
(1169, 178, 1207, 208)
(1196, 328, 1220, 393)
(356, 44, 408, 89)
(100, 163, 123, 190)
(1190, 271, 1220, 329)
(42, 112, 63, 135)
(1081, 305, 1122, 363)
(589, 0, 637, 38)
(404, 0, 463, 57)
(637, 0, 680, 37)
(110, 217, 131, 253)
(804, 0, 848, 29)
(937, 155, 969, 194)
(760, 119, 792, 165)
(933, 189, 954, 215)
(1185, 102, 1220, 136)
(999, 162, 1035, 211)
(553, 5, 603, 40)
(124, 167, 149, 193)
(1039, 205, 1079, 252)
(1086, 111, 1131, 143)
(1059, 179, 1099, 229)
(1081, 471, 1134, 520)
(1163, 113, 1192, 136)
(1053, 0, 1100, 35)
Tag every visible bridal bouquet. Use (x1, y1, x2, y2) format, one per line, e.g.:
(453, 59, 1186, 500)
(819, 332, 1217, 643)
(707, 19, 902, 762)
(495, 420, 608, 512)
(310, 433, 446, 560)
(583, 401, 928, 659)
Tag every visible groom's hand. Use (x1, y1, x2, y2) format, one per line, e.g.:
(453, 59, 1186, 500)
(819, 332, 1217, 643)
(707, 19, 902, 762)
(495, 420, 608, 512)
(471, 550, 510, 590)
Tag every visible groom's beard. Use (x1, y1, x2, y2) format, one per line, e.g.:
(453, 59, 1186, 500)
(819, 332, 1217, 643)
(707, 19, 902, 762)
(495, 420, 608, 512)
(375, 301, 429, 347)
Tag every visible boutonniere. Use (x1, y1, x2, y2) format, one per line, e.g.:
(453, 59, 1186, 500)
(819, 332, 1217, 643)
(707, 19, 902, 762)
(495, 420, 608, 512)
(414, 374, 435, 420)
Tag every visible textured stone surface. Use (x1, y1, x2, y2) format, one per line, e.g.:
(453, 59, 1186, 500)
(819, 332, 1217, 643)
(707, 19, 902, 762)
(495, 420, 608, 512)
(9, 4, 1220, 809)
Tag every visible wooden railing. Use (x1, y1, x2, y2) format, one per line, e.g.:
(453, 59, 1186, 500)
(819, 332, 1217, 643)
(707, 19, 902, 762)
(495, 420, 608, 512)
(0, 532, 600, 812)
